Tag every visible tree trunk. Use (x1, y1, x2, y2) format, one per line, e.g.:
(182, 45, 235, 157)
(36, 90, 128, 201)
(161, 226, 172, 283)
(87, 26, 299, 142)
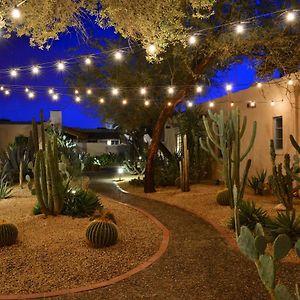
(144, 55, 214, 193)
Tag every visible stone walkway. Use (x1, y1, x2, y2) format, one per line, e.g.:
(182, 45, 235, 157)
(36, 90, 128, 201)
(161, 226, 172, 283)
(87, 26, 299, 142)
(51, 178, 300, 300)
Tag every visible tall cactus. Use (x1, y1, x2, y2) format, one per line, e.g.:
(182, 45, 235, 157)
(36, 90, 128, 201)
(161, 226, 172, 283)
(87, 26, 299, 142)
(34, 135, 64, 215)
(200, 108, 256, 209)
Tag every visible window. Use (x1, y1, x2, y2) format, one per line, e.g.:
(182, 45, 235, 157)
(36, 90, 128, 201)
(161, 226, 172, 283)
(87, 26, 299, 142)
(273, 116, 283, 150)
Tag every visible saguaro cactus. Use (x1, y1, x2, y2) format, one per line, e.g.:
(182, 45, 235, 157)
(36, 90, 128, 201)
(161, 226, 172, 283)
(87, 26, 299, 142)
(200, 108, 256, 209)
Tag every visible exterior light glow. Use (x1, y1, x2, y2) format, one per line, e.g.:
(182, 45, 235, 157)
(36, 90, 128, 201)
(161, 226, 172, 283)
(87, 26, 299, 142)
(225, 84, 232, 92)
(188, 35, 197, 45)
(187, 101, 193, 107)
(52, 94, 59, 101)
(85, 57, 92, 65)
(86, 89, 92, 95)
(288, 79, 294, 86)
(112, 88, 119, 96)
(25, 87, 29, 93)
(99, 98, 105, 104)
(57, 61, 65, 71)
(144, 100, 150, 106)
(48, 88, 54, 95)
(10, 69, 18, 78)
(286, 11, 296, 22)
(230, 102, 234, 107)
(271, 100, 275, 106)
(122, 99, 128, 105)
(257, 83, 263, 88)
(148, 44, 156, 54)
(74, 89, 79, 95)
(4, 89, 10, 95)
(28, 91, 35, 99)
(196, 85, 203, 93)
(32, 65, 40, 75)
(114, 51, 123, 60)
(236, 24, 245, 34)
(11, 8, 21, 19)
(140, 87, 147, 95)
(75, 96, 81, 103)
(209, 101, 214, 108)
(168, 87, 175, 95)
(167, 102, 172, 106)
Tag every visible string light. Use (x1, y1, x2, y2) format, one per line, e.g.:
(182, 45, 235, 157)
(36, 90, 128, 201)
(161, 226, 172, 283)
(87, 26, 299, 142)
(148, 44, 156, 54)
(112, 88, 119, 96)
(10, 69, 18, 78)
(288, 79, 294, 86)
(144, 100, 150, 106)
(74, 89, 79, 95)
(48, 88, 54, 95)
(230, 102, 234, 107)
(122, 99, 128, 105)
(52, 94, 59, 101)
(168, 86, 175, 95)
(114, 51, 123, 60)
(84, 57, 92, 65)
(188, 35, 197, 45)
(28, 91, 35, 99)
(86, 89, 92, 95)
(196, 85, 203, 93)
(209, 101, 215, 108)
(57, 61, 65, 71)
(31, 65, 40, 75)
(187, 101, 193, 108)
(225, 84, 233, 92)
(286, 11, 296, 22)
(0, 86, 3, 91)
(75, 96, 81, 103)
(11, 7, 21, 19)
(236, 24, 245, 34)
(99, 98, 105, 104)
(25, 87, 29, 93)
(249, 101, 256, 107)
(140, 87, 147, 95)
(167, 102, 172, 106)
(257, 82, 263, 88)
(4, 90, 10, 95)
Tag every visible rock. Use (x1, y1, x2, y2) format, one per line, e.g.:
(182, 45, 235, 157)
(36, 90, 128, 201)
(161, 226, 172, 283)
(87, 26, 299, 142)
(274, 203, 286, 211)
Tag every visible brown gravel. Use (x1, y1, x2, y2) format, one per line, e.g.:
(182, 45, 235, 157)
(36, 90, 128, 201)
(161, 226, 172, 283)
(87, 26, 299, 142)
(0, 186, 162, 295)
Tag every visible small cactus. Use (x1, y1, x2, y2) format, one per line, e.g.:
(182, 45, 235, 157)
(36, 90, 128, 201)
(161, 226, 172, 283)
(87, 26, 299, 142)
(0, 221, 18, 247)
(216, 189, 230, 206)
(86, 219, 118, 248)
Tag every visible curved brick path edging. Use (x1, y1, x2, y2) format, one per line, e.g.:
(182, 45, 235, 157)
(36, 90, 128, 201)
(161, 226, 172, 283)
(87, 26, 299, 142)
(0, 200, 170, 300)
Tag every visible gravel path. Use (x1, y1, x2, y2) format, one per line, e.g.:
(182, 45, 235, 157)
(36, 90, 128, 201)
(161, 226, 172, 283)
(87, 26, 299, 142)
(50, 177, 300, 300)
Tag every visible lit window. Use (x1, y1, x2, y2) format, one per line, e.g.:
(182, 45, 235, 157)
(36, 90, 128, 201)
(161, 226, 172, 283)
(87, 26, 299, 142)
(273, 116, 283, 150)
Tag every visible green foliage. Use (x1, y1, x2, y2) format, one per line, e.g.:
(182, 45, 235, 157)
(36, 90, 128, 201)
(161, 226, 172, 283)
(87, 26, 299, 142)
(93, 153, 124, 167)
(266, 209, 300, 244)
(123, 160, 145, 176)
(32, 201, 41, 215)
(237, 224, 300, 299)
(248, 170, 267, 195)
(86, 219, 118, 248)
(129, 177, 144, 187)
(63, 188, 103, 217)
(269, 140, 294, 211)
(0, 172, 12, 200)
(229, 201, 269, 231)
(154, 154, 179, 186)
(0, 221, 18, 247)
(216, 189, 230, 206)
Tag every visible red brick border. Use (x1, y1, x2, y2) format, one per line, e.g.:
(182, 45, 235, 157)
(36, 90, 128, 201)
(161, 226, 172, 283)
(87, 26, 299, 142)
(0, 201, 170, 300)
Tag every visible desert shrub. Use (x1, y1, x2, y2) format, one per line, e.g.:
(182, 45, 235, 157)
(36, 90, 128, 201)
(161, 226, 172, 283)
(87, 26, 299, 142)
(248, 170, 267, 195)
(123, 159, 145, 176)
(94, 152, 124, 167)
(0, 172, 12, 200)
(154, 154, 179, 186)
(266, 209, 300, 244)
(228, 200, 269, 231)
(63, 187, 103, 217)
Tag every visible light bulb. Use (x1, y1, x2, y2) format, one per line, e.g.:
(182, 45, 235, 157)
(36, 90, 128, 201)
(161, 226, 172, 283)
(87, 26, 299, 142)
(85, 57, 92, 65)
(209, 102, 214, 108)
(25, 87, 29, 93)
(144, 100, 150, 106)
(168, 87, 175, 95)
(114, 51, 123, 60)
(257, 83, 263, 88)
(86, 89, 92, 95)
(10, 69, 18, 78)
(122, 99, 127, 105)
(99, 98, 105, 104)
(148, 44, 156, 54)
(225, 84, 232, 92)
(236, 24, 245, 34)
(288, 79, 294, 86)
(196, 85, 203, 93)
(52, 94, 59, 101)
(4, 89, 10, 95)
(32, 65, 40, 75)
(75, 96, 81, 103)
(74, 89, 79, 95)
(0, 86, 4, 91)
(11, 8, 21, 19)
(250, 101, 256, 107)
(271, 100, 275, 106)
(187, 101, 193, 107)
(167, 102, 172, 106)
(140, 87, 147, 95)
(286, 11, 296, 22)
(230, 102, 234, 107)
(48, 88, 54, 95)
(57, 61, 65, 71)
(28, 91, 35, 99)
(112, 88, 119, 96)
(188, 35, 197, 45)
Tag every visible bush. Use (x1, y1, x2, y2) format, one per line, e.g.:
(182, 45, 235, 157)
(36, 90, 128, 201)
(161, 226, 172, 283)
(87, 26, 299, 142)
(129, 178, 144, 186)
(154, 154, 179, 187)
(216, 189, 230, 206)
(248, 170, 267, 195)
(266, 209, 300, 244)
(63, 188, 103, 217)
(228, 200, 269, 231)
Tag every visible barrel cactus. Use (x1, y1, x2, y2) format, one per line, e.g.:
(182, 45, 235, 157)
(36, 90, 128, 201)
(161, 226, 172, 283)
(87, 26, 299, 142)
(216, 189, 231, 206)
(0, 221, 18, 247)
(86, 219, 118, 248)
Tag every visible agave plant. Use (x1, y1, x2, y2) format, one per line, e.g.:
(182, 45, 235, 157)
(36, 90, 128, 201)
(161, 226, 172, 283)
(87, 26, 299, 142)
(248, 170, 267, 195)
(0, 172, 12, 200)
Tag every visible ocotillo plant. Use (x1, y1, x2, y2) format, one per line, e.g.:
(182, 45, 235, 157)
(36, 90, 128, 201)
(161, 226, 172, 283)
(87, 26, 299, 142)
(200, 108, 256, 210)
(34, 135, 64, 215)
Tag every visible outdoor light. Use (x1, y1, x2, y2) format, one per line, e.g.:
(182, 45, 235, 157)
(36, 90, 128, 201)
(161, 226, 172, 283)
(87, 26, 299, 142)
(196, 85, 203, 93)
(230, 102, 234, 107)
(32, 65, 40, 75)
(225, 84, 232, 92)
(48, 88, 54, 95)
(271, 100, 275, 106)
(257, 82, 263, 88)
(99, 98, 105, 104)
(140, 87, 147, 95)
(167, 102, 172, 106)
(25, 87, 29, 93)
(75, 96, 81, 103)
(144, 100, 150, 106)
(118, 167, 124, 180)
(0, 86, 4, 91)
(52, 94, 59, 101)
(148, 44, 156, 54)
(187, 101, 193, 107)
(188, 35, 197, 45)
(247, 101, 256, 108)
(28, 91, 35, 99)
(10, 69, 18, 78)
(114, 51, 123, 60)
(168, 87, 175, 95)
(84, 57, 92, 65)
(286, 11, 296, 22)
(209, 101, 214, 108)
(86, 89, 92, 95)
(74, 89, 79, 94)
(57, 61, 65, 71)
(122, 99, 128, 105)
(11, 7, 21, 19)
(236, 24, 245, 34)
(288, 79, 294, 86)
(138, 156, 142, 160)
(112, 88, 119, 96)
(4, 89, 10, 95)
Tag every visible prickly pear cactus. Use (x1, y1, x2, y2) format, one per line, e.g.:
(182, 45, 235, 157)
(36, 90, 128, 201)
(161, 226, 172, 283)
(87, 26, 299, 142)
(0, 220, 18, 247)
(86, 220, 118, 248)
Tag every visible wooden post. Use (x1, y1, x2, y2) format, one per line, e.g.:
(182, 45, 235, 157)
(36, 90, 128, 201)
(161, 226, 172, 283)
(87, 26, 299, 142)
(181, 134, 190, 192)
